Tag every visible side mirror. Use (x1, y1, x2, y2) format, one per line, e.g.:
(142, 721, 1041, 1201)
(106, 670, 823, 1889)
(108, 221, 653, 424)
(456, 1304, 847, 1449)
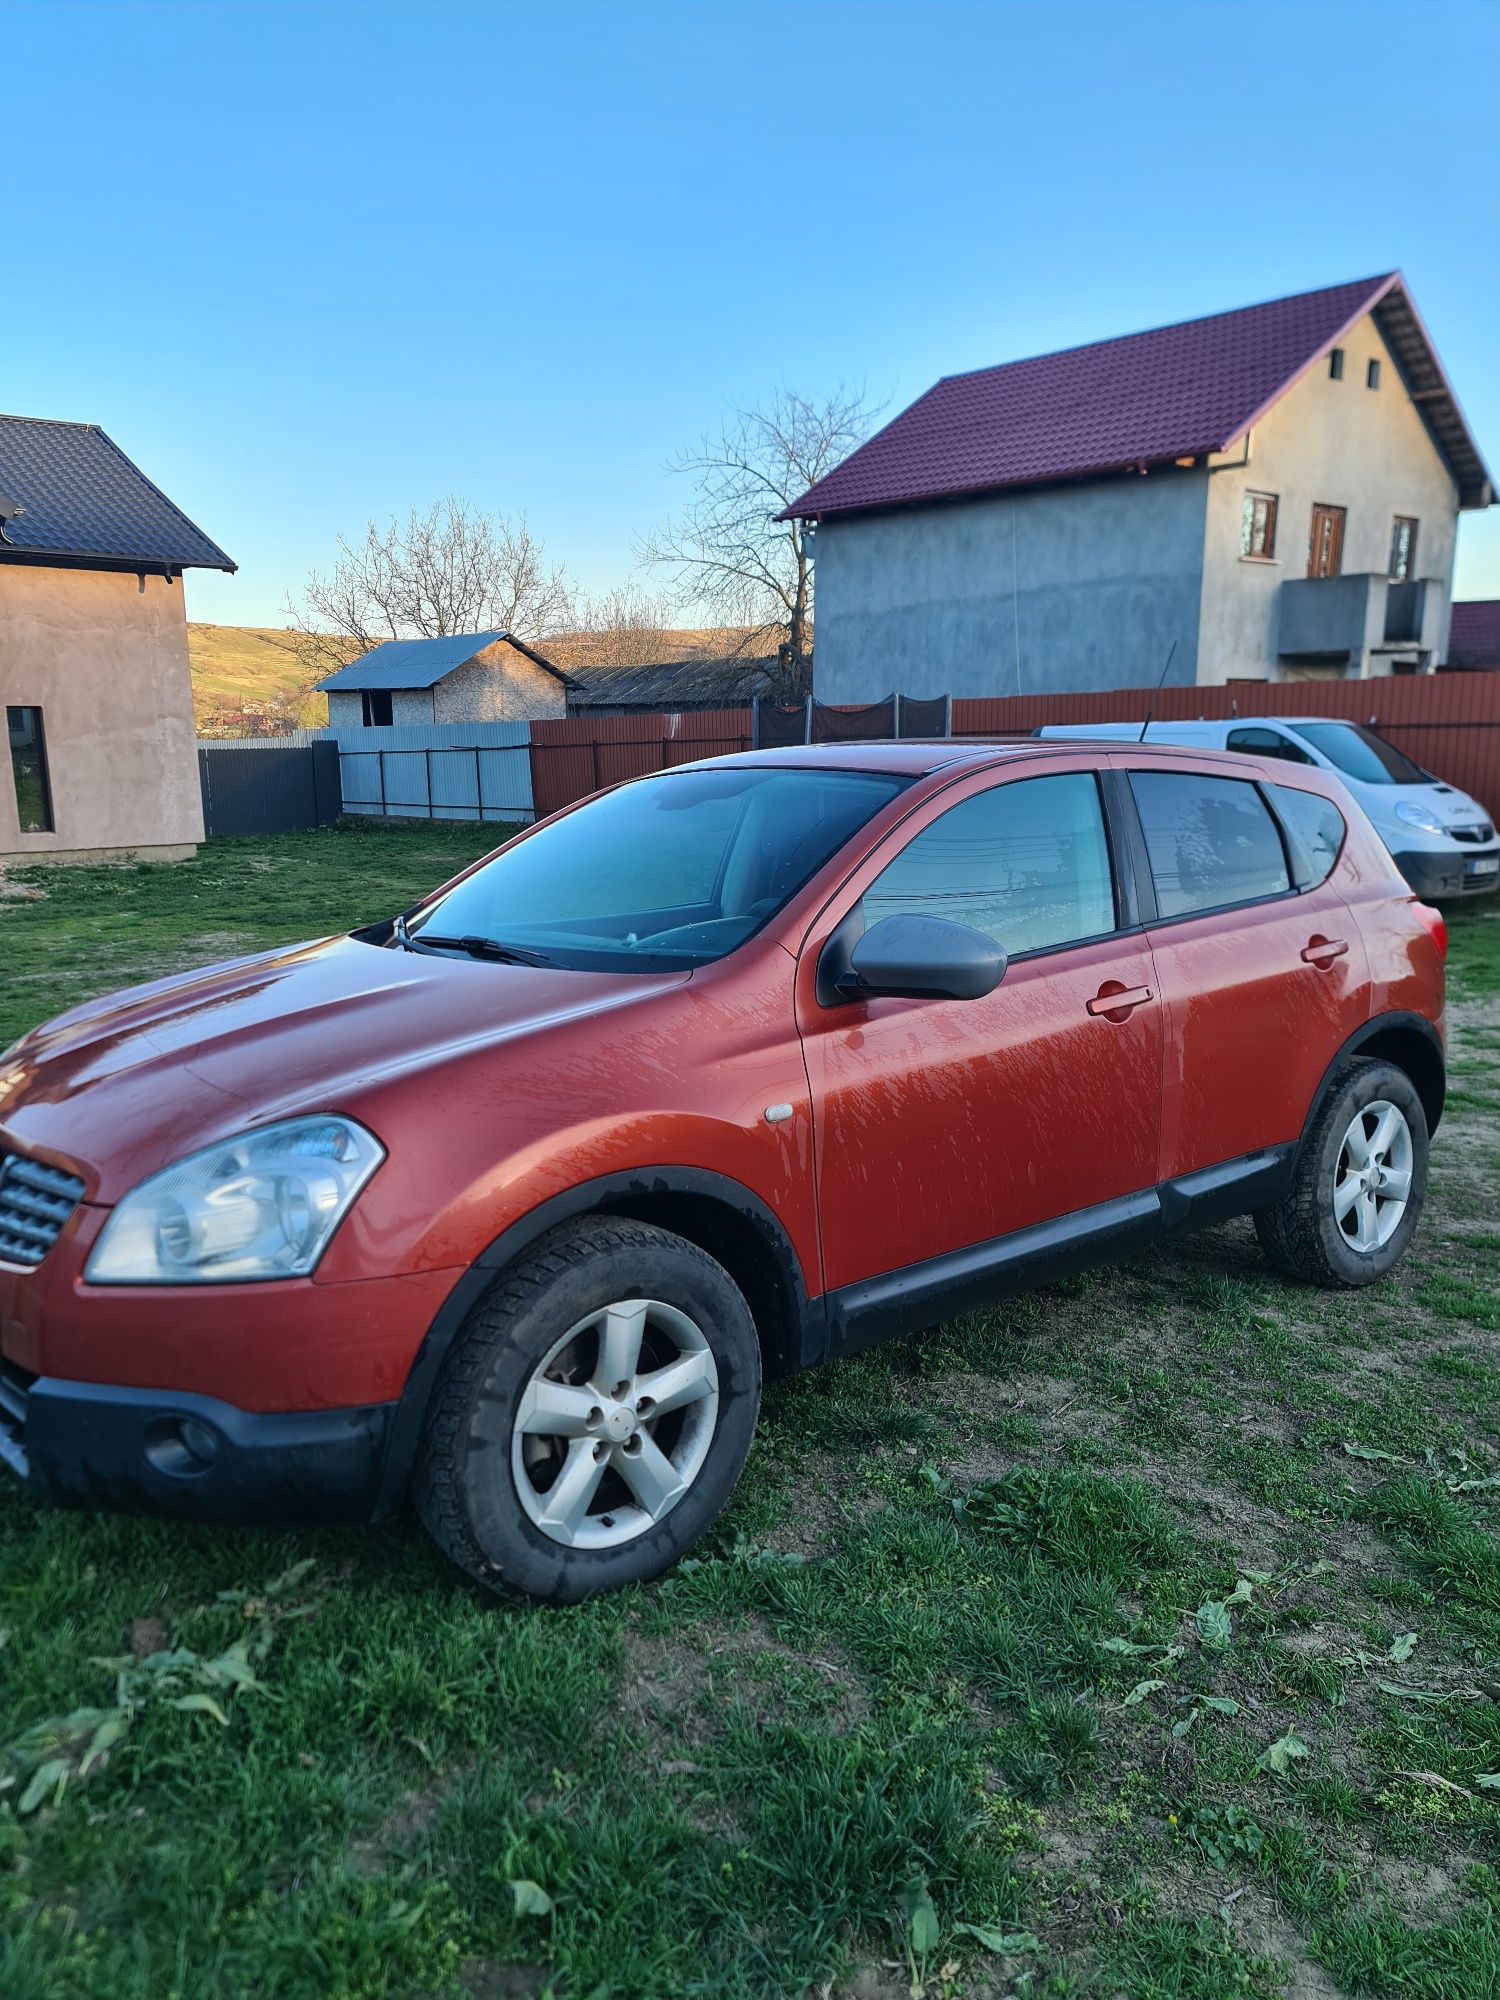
(834, 912, 1007, 1003)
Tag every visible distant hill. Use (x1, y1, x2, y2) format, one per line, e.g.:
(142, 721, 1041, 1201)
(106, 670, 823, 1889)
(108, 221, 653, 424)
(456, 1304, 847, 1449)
(188, 625, 348, 735)
(188, 622, 772, 734)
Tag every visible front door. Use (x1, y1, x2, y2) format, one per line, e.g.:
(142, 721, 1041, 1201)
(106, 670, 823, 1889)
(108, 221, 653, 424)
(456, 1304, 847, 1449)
(1308, 503, 1346, 579)
(1116, 761, 1368, 1179)
(796, 764, 1163, 1318)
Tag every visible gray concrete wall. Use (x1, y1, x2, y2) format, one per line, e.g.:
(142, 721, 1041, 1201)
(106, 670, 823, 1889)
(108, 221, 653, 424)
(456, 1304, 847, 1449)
(0, 564, 204, 860)
(810, 469, 1208, 702)
(1198, 310, 1461, 683)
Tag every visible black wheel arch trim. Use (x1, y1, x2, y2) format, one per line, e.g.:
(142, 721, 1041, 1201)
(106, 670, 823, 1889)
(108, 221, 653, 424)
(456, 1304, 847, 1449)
(1302, 1010, 1445, 1140)
(373, 1166, 819, 1519)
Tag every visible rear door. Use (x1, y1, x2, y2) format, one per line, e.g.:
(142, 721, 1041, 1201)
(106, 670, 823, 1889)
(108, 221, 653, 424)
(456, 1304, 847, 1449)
(795, 761, 1163, 1314)
(1114, 758, 1368, 1182)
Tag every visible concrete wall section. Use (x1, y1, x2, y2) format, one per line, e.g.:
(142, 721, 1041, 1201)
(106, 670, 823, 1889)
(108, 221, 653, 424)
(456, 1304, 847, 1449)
(1198, 311, 1461, 684)
(811, 469, 1208, 703)
(433, 644, 567, 722)
(0, 564, 204, 860)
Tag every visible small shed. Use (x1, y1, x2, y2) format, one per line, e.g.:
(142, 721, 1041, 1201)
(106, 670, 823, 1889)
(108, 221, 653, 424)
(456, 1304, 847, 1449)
(317, 631, 578, 727)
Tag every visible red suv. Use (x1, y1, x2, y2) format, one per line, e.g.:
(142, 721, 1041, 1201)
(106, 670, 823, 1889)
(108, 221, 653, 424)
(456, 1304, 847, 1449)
(0, 743, 1446, 1600)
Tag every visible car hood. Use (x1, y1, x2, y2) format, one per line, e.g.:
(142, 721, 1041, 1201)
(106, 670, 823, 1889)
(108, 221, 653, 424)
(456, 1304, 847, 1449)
(0, 934, 689, 1202)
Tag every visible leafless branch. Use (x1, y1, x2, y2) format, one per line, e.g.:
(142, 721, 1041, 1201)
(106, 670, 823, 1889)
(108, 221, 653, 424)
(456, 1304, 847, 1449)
(636, 387, 880, 696)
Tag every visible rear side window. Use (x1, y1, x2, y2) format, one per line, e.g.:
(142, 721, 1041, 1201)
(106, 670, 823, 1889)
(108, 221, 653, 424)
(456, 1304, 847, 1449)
(861, 772, 1115, 957)
(1130, 772, 1290, 918)
(1266, 783, 1345, 889)
(1226, 726, 1315, 765)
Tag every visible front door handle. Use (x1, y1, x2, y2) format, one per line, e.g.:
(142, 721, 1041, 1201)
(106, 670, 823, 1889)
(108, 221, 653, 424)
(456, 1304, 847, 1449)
(1301, 936, 1349, 968)
(1087, 983, 1153, 1020)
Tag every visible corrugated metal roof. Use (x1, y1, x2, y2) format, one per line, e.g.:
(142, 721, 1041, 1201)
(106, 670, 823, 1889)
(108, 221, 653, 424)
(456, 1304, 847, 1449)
(0, 416, 236, 571)
(566, 656, 777, 709)
(315, 631, 575, 692)
(783, 274, 1494, 520)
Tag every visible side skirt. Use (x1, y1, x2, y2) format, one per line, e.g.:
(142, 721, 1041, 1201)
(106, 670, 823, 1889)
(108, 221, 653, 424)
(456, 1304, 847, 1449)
(826, 1145, 1295, 1358)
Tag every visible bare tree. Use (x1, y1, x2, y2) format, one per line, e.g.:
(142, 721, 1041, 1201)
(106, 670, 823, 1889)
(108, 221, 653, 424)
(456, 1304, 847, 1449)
(637, 387, 879, 697)
(570, 581, 679, 668)
(286, 500, 573, 677)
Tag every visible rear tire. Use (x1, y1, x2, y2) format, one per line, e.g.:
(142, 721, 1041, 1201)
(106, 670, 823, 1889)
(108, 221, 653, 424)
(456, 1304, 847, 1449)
(413, 1216, 761, 1602)
(1254, 1058, 1428, 1288)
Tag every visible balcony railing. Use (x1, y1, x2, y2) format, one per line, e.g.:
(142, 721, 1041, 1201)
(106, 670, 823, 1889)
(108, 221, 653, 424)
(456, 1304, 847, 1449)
(1278, 575, 1442, 661)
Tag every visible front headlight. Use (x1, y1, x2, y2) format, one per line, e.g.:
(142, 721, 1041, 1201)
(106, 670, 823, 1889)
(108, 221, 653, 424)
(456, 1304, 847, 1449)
(1395, 801, 1445, 835)
(85, 1116, 384, 1285)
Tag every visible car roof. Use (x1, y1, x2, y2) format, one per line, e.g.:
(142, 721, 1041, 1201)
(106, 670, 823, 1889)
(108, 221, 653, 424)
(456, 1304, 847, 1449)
(672, 738, 1306, 779)
(686, 741, 1020, 775)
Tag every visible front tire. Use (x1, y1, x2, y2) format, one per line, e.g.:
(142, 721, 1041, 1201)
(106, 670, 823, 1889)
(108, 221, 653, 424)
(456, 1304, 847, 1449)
(1254, 1058, 1428, 1288)
(413, 1217, 761, 1602)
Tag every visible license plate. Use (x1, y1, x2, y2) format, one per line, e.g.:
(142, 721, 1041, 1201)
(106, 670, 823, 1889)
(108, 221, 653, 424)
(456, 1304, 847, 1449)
(1466, 856, 1499, 877)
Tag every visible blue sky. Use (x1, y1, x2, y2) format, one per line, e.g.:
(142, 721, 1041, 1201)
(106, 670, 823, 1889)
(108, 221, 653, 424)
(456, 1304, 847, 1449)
(7, 0, 1498, 629)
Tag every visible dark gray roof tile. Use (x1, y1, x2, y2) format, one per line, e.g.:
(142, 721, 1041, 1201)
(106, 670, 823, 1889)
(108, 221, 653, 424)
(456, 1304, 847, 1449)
(0, 416, 235, 571)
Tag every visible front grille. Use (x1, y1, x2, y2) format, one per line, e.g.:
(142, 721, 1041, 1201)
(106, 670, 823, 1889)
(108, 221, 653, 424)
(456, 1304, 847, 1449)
(0, 1151, 85, 1267)
(0, 1356, 31, 1480)
(1451, 822, 1495, 844)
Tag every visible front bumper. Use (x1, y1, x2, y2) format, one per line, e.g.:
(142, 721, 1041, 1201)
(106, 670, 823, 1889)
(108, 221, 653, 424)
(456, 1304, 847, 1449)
(0, 1358, 395, 1523)
(1391, 848, 1500, 900)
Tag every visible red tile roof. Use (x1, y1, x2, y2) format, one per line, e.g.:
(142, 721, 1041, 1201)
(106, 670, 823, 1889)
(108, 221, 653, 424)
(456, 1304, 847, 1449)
(784, 274, 1493, 519)
(1448, 600, 1500, 671)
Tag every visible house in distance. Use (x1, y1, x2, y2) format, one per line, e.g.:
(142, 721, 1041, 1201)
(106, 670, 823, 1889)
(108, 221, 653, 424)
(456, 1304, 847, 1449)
(0, 416, 234, 862)
(316, 632, 579, 727)
(786, 273, 1493, 701)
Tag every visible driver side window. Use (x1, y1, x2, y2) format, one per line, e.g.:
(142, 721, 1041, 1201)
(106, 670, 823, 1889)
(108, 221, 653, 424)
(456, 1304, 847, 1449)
(860, 772, 1117, 958)
(1227, 727, 1314, 765)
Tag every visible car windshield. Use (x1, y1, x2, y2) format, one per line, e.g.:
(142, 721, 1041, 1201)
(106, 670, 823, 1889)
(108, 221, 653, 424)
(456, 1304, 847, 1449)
(1288, 722, 1431, 787)
(402, 766, 907, 971)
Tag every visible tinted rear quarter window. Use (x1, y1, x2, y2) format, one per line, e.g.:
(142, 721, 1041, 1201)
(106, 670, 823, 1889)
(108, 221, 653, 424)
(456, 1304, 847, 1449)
(1130, 771, 1291, 918)
(1266, 783, 1345, 889)
(861, 771, 1115, 957)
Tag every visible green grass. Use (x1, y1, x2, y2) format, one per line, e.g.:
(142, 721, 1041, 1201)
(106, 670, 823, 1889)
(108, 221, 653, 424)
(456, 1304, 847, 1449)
(3, 831, 1500, 1997)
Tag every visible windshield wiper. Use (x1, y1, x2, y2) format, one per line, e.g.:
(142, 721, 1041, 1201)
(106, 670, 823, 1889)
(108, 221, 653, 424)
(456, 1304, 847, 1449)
(405, 929, 554, 967)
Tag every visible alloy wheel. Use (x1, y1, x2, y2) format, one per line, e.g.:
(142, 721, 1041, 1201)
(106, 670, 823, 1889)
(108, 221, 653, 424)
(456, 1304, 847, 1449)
(1333, 1099, 1413, 1254)
(511, 1298, 720, 1549)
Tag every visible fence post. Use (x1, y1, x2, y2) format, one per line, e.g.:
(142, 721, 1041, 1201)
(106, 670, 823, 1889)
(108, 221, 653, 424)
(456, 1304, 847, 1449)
(474, 746, 483, 821)
(803, 697, 813, 745)
(377, 751, 387, 818)
(591, 741, 601, 792)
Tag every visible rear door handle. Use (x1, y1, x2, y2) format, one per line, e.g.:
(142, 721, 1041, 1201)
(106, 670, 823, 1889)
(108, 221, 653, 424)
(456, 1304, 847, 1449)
(1301, 936, 1349, 967)
(1087, 983, 1153, 1019)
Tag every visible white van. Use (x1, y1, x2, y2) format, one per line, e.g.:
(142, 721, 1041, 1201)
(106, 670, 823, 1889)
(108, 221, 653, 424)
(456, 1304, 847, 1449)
(1036, 717, 1499, 901)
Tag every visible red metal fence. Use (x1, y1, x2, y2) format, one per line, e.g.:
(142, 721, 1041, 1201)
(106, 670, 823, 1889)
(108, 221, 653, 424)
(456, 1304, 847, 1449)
(522, 677, 1500, 824)
(952, 675, 1500, 821)
(528, 710, 752, 819)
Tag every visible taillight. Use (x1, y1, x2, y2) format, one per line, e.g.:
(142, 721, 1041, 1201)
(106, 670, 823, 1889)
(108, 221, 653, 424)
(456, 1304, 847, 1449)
(1413, 901, 1448, 961)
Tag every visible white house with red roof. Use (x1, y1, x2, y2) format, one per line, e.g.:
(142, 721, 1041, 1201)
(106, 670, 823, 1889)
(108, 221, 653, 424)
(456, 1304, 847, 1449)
(784, 275, 1492, 700)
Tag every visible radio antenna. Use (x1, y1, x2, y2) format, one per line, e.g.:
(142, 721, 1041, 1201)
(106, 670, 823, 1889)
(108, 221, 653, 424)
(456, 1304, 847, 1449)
(1137, 639, 1178, 743)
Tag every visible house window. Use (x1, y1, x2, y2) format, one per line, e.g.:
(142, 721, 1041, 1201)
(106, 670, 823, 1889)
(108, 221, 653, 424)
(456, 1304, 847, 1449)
(1328, 348, 1345, 381)
(1366, 358, 1381, 391)
(1307, 502, 1346, 579)
(361, 689, 394, 728)
(1240, 491, 1279, 560)
(1389, 515, 1418, 582)
(7, 706, 55, 834)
